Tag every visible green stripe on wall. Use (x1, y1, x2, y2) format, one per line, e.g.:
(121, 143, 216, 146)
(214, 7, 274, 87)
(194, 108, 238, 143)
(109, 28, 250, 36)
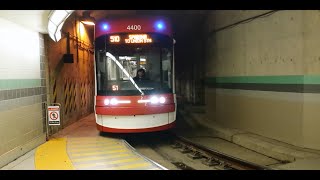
(0, 79, 41, 90)
(303, 76, 320, 84)
(206, 75, 320, 85)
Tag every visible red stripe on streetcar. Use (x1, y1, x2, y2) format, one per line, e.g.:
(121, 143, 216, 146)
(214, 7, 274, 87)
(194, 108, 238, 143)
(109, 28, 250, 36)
(96, 121, 176, 133)
(96, 104, 175, 115)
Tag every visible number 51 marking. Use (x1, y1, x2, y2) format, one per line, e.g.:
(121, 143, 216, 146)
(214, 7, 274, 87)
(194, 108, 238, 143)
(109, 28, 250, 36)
(112, 85, 119, 91)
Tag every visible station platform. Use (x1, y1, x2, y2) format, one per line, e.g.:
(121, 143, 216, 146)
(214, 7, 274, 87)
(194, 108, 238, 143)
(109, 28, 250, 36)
(1, 114, 166, 170)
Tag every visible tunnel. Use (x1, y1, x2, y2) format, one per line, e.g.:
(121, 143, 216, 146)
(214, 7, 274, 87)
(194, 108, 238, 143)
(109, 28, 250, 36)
(1, 10, 320, 170)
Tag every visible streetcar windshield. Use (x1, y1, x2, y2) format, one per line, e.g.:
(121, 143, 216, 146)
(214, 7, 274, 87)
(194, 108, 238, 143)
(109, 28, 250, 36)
(96, 44, 173, 96)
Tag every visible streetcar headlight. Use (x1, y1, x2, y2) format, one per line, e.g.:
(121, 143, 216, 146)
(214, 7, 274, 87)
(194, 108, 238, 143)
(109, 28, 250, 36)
(104, 99, 110, 105)
(110, 98, 118, 105)
(150, 96, 159, 104)
(159, 97, 166, 104)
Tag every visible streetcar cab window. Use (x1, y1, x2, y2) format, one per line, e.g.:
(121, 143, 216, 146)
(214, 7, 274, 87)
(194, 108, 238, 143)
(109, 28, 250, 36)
(96, 48, 172, 95)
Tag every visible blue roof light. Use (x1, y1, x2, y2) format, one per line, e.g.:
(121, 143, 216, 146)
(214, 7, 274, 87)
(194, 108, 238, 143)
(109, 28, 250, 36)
(155, 21, 165, 31)
(157, 23, 163, 29)
(102, 23, 109, 30)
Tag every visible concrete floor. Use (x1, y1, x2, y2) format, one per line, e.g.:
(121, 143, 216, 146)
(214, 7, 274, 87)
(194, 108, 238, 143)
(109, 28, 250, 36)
(3, 110, 320, 170)
(275, 159, 320, 170)
(1, 149, 36, 170)
(1, 114, 166, 170)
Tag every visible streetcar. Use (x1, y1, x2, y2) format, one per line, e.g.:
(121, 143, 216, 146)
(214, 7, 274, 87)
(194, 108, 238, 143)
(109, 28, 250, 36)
(94, 16, 176, 133)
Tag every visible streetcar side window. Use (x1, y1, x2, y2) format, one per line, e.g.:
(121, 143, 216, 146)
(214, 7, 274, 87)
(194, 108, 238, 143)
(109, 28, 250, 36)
(144, 48, 160, 82)
(161, 48, 172, 89)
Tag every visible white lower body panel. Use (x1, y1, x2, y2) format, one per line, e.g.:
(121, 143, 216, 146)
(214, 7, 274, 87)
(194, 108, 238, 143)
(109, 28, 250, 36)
(96, 112, 175, 129)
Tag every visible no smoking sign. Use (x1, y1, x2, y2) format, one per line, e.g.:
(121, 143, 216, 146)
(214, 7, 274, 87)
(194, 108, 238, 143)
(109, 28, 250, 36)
(48, 106, 60, 125)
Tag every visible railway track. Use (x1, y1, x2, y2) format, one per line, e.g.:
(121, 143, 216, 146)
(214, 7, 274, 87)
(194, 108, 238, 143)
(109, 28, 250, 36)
(124, 131, 274, 170)
(170, 134, 273, 170)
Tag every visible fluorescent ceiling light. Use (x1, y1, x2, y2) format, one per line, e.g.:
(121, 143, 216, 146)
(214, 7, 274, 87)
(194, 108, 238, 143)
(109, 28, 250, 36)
(48, 10, 74, 42)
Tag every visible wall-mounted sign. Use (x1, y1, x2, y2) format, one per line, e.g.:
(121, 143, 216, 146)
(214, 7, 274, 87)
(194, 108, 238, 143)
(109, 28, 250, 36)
(48, 106, 60, 126)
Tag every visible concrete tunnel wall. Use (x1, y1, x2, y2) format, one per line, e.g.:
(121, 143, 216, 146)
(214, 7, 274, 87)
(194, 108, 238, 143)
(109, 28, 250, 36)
(0, 17, 47, 167)
(204, 10, 320, 150)
(46, 13, 95, 135)
(174, 14, 206, 105)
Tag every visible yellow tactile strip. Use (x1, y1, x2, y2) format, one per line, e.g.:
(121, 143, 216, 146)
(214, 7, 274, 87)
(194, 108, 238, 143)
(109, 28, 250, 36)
(66, 137, 162, 170)
(35, 136, 164, 170)
(35, 138, 75, 170)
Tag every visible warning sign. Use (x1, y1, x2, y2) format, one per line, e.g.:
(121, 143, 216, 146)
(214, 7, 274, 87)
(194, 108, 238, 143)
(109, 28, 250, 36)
(48, 106, 60, 125)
